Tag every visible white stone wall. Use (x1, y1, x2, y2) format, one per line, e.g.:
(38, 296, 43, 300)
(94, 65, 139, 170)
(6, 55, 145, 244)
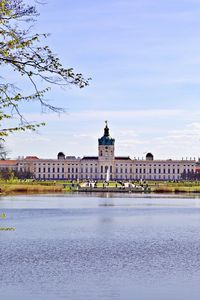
(132, 160, 196, 180)
(18, 158, 196, 181)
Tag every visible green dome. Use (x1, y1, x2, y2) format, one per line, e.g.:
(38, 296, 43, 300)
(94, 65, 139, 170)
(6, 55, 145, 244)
(98, 123, 115, 145)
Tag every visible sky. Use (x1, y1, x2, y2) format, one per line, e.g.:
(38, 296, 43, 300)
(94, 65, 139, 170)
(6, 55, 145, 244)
(5, 0, 200, 159)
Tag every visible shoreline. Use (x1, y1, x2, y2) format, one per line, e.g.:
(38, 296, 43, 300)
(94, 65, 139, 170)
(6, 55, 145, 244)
(1, 181, 200, 195)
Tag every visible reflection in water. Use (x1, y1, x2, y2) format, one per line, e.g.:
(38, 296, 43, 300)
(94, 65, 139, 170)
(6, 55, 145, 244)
(98, 198, 115, 207)
(0, 194, 200, 300)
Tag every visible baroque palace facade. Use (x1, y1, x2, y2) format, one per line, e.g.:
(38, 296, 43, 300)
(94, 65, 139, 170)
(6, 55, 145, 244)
(0, 123, 196, 180)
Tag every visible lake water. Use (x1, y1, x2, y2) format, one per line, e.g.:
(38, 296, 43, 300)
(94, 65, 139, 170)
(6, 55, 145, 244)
(1, 193, 200, 300)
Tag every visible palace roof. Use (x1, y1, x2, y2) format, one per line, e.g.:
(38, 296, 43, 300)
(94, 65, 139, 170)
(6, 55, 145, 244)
(115, 156, 132, 160)
(0, 160, 18, 165)
(82, 156, 98, 160)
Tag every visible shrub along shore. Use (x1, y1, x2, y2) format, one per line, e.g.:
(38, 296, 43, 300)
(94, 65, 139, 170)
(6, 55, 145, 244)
(1, 180, 200, 195)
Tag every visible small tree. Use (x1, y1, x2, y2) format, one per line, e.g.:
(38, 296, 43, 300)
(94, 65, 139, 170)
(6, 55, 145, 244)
(0, 0, 89, 138)
(181, 169, 187, 180)
(0, 167, 12, 179)
(14, 168, 34, 179)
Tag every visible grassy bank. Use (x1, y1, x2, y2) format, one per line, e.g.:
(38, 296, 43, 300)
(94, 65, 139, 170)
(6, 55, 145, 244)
(0, 179, 81, 194)
(149, 181, 200, 193)
(151, 186, 200, 193)
(0, 183, 64, 195)
(1, 179, 200, 195)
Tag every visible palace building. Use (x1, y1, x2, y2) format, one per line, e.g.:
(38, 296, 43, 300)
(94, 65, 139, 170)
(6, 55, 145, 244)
(9, 122, 195, 181)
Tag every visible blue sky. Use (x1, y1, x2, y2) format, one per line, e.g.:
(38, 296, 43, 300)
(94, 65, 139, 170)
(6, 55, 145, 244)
(6, 0, 200, 159)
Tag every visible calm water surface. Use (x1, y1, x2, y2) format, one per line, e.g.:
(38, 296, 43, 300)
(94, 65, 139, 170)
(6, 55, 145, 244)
(1, 193, 200, 300)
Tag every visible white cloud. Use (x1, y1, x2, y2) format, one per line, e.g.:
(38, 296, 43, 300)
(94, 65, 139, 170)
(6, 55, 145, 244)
(4, 109, 200, 159)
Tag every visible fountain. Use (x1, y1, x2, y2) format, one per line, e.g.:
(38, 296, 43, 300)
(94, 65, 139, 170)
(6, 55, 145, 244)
(106, 167, 110, 182)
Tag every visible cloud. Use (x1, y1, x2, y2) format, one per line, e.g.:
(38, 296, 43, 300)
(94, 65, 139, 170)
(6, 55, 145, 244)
(5, 108, 200, 158)
(155, 122, 200, 143)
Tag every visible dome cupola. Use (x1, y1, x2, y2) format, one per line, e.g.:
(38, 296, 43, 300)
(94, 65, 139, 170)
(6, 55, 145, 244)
(98, 121, 115, 146)
(57, 152, 65, 160)
(146, 153, 154, 160)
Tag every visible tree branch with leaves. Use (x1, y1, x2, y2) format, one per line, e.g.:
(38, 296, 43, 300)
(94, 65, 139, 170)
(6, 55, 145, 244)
(0, 0, 90, 138)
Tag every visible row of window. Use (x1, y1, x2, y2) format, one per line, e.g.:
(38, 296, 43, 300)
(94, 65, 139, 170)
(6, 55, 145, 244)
(35, 163, 65, 166)
(34, 163, 151, 169)
(37, 167, 133, 174)
(135, 168, 181, 174)
(34, 163, 79, 166)
(38, 167, 66, 173)
(116, 168, 132, 173)
(23, 162, 196, 167)
(37, 167, 193, 174)
(135, 168, 193, 174)
(38, 174, 66, 179)
(135, 164, 194, 167)
(37, 174, 181, 180)
(135, 175, 181, 180)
